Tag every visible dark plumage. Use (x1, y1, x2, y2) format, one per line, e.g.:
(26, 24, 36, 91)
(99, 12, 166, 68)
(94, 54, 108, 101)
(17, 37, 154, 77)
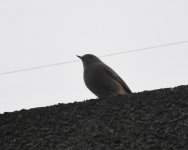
(77, 54, 132, 98)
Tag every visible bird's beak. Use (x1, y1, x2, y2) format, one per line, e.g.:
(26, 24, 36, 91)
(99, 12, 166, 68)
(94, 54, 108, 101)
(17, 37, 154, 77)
(76, 55, 82, 60)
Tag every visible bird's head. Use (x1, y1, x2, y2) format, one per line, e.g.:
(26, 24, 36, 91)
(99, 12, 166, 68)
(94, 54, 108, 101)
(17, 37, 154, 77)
(77, 54, 102, 68)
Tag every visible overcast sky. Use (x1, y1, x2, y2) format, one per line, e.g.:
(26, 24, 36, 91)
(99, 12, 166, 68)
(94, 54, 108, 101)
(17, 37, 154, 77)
(0, 0, 188, 113)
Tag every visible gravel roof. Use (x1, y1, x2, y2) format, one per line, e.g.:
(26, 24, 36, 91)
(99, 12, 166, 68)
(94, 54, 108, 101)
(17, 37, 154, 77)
(1, 85, 188, 150)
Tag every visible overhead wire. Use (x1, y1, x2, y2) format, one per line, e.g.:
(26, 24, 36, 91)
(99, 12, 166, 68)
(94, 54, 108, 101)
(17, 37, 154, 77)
(100, 40, 188, 58)
(0, 40, 188, 76)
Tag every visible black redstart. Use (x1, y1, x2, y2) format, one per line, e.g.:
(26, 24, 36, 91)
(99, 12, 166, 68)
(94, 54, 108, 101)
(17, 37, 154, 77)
(77, 54, 132, 98)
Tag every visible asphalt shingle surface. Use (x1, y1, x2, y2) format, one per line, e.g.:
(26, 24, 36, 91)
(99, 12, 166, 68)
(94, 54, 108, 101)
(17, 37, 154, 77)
(0, 85, 188, 150)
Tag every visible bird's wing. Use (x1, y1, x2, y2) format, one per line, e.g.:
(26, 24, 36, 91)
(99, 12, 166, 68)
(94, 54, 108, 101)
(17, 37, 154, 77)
(103, 65, 132, 93)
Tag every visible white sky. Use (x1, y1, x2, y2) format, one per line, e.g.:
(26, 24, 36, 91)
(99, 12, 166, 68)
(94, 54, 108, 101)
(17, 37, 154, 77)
(0, 0, 188, 113)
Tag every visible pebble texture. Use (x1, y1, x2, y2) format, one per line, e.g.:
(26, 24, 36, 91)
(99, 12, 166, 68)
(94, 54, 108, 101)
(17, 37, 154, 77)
(0, 85, 188, 150)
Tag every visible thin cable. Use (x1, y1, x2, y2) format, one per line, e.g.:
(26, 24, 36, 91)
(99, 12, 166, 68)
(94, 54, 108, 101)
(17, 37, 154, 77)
(100, 40, 188, 58)
(0, 60, 79, 75)
(0, 40, 188, 75)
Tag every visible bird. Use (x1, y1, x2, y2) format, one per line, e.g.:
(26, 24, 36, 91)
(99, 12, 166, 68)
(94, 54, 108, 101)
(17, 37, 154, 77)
(77, 54, 132, 98)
